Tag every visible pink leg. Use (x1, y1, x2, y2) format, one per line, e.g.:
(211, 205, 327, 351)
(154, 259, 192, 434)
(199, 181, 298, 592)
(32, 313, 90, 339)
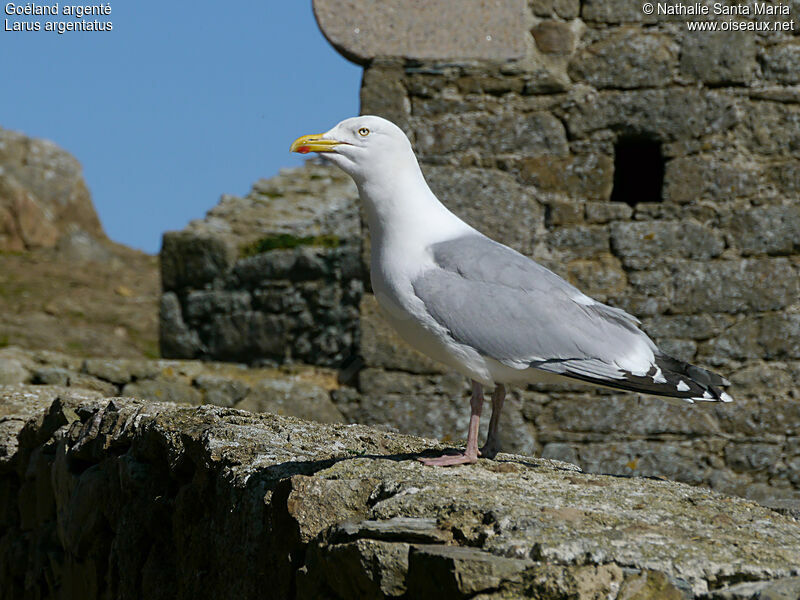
(419, 381, 484, 467)
(479, 384, 505, 459)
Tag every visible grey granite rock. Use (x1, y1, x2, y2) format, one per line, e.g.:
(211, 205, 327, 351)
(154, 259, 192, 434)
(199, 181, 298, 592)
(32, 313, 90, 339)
(2, 395, 799, 600)
(313, 0, 528, 64)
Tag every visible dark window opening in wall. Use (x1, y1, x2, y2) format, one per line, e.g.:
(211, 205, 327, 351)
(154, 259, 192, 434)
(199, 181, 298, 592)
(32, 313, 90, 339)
(610, 137, 665, 207)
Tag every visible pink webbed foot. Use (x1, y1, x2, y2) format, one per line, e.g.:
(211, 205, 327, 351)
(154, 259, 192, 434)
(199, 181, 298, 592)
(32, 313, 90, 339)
(418, 451, 478, 467)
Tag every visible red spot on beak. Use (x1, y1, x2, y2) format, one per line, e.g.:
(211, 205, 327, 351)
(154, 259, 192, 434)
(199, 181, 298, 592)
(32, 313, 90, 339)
(297, 146, 310, 154)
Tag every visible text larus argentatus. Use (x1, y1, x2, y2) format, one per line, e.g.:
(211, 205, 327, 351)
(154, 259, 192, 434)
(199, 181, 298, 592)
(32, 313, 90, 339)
(291, 116, 733, 467)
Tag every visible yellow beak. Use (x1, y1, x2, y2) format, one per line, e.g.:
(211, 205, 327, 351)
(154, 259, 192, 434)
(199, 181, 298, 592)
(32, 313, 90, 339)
(289, 133, 343, 154)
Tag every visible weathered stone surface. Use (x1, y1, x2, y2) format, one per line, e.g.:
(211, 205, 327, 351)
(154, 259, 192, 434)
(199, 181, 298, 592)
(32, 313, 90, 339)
(424, 166, 544, 256)
(705, 314, 800, 362)
(2, 395, 799, 600)
(531, 20, 576, 55)
(680, 31, 757, 85)
(235, 378, 344, 423)
(159, 291, 202, 359)
(414, 111, 569, 157)
(761, 41, 800, 84)
(742, 101, 800, 157)
(514, 153, 614, 201)
(565, 253, 627, 299)
(360, 59, 411, 130)
(568, 29, 676, 89)
(585, 201, 633, 223)
(562, 88, 738, 141)
(0, 174, 59, 251)
(581, 0, 659, 23)
(0, 127, 105, 251)
(728, 204, 800, 256)
(663, 155, 759, 204)
(314, 0, 528, 64)
(610, 221, 724, 268)
(546, 225, 610, 258)
(671, 259, 798, 314)
(160, 163, 363, 368)
(708, 577, 800, 600)
(160, 231, 237, 292)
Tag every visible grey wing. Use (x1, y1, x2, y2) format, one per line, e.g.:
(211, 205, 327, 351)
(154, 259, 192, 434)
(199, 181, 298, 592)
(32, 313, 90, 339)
(413, 234, 732, 402)
(412, 260, 653, 377)
(431, 234, 640, 327)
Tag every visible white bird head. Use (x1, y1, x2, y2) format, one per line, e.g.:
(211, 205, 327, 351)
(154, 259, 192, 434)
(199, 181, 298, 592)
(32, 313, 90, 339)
(290, 116, 418, 184)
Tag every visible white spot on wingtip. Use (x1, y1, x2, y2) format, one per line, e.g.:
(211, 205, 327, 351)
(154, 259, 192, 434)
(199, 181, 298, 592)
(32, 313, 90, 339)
(702, 391, 713, 399)
(651, 365, 666, 384)
(721, 391, 734, 403)
(676, 380, 690, 392)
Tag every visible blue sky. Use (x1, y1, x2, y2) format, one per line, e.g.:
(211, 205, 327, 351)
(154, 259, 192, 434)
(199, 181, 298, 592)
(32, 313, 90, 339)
(1, 2, 361, 253)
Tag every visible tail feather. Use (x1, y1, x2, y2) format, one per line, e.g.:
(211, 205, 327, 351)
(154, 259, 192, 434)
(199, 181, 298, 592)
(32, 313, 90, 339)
(556, 353, 734, 404)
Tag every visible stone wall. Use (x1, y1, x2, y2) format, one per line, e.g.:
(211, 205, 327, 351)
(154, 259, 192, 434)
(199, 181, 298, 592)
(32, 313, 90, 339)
(1, 391, 799, 599)
(159, 164, 362, 368)
(160, 2, 800, 506)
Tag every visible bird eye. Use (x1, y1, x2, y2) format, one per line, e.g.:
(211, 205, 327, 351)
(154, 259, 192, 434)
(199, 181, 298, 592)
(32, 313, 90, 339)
(358, 127, 370, 137)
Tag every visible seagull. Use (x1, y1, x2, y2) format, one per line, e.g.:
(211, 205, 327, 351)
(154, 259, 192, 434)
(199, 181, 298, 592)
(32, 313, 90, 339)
(290, 116, 733, 467)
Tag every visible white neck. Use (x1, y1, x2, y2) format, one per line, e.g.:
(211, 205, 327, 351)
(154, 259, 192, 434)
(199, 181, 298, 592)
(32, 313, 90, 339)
(356, 159, 473, 251)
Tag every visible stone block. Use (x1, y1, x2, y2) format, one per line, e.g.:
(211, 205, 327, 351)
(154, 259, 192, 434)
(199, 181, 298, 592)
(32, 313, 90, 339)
(160, 231, 236, 292)
(585, 201, 633, 223)
(680, 31, 757, 85)
(159, 292, 202, 359)
(235, 379, 343, 424)
(562, 88, 738, 141)
(313, 0, 528, 63)
(515, 153, 614, 201)
(705, 314, 800, 362)
(582, 0, 658, 23)
(530, 0, 581, 19)
(414, 111, 569, 157)
(642, 314, 729, 341)
(761, 41, 800, 84)
(546, 225, 609, 258)
(610, 221, 724, 268)
(406, 545, 532, 597)
(423, 166, 545, 255)
(565, 254, 627, 299)
(194, 375, 250, 409)
(537, 394, 720, 439)
(0, 358, 30, 385)
(663, 155, 759, 204)
(656, 339, 697, 363)
(710, 577, 800, 600)
(728, 205, 800, 256)
(724, 443, 782, 474)
(82, 358, 160, 385)
(742, 101, 800, 157)
(671, 259, 798, 314)
(531, 20, 576, 55)
(121, 378, 202, 406)
(360, 59, 411, 130)
(764, 161, 800, 197)
(577, 439, 712, 485)
(568, 29, 676, 89)
(358, 368, 464, 397)
(547, 200, 584, 228)
(205, 312, 289, 363)
(184, 290, 251, 322)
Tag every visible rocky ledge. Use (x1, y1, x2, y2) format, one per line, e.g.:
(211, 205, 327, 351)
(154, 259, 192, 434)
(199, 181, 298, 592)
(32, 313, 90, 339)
(1, 388, 799, 599)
